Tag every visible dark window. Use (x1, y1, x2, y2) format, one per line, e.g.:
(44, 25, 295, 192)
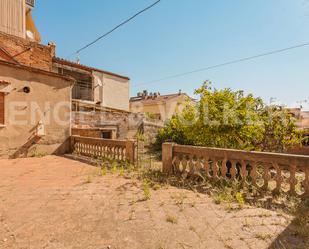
(0, 92, 4, 124)
(102, 131, 112, 139)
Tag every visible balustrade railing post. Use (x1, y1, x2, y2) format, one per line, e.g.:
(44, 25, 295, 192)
(162, 143, 174, 174)
(125, 140, 135, 164)
(305, 166, 309, 198)
(70, 136, 75, 153)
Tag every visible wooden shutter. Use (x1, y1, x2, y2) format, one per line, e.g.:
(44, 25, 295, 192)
(0, 92, 4, 124)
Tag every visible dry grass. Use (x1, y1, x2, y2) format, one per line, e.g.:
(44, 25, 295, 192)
(166, 215, 178, 224)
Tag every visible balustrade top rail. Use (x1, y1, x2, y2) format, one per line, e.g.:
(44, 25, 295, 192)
(72, 135, 127, 147)
(173, 144, 309, 168)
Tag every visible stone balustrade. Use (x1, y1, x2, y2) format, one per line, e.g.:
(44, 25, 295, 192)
(71, 136, 135, 163)
(162, 143, 309, 198)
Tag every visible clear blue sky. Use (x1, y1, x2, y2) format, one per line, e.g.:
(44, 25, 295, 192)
(34, 0, 309, 108)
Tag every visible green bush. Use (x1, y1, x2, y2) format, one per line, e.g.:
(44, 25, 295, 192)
(154, 81, 302, 153)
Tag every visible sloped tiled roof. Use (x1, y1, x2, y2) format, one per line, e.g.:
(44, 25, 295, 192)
(0, 59, 75, 82)
(53, 57, 130, 80)
(130, 93, 191, 105)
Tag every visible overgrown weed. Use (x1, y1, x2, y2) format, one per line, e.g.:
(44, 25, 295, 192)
(142, 180, 151, 200)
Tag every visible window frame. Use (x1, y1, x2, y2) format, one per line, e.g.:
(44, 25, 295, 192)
(0, 92, 4, 125)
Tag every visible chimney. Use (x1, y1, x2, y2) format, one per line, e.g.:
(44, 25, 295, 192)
(48, 42, 56, 58)
(143, 90, 148, 98)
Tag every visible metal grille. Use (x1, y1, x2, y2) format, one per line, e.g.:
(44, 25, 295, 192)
(72, 80, 93, 101)
(26, 0, 35, 7)
(57, 68, 94, 102)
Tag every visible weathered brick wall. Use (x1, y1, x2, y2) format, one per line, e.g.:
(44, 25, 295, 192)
(72, 128, 102, 138)
(72, 111, 130, 139)
(72, 112, 144, 139)
(0, 32, 53, 71)
(141, 121, 164, 145)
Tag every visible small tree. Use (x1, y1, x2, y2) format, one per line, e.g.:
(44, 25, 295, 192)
(155, 81, 302, 153)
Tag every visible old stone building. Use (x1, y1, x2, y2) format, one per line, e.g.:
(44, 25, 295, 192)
(0, 31, 54, 71)
(71, 103, 143, 140)
(51, 56, 133, 139)
(0, 0, 137, 158)
(0, 59, 74, 158)
(0, 0, 76, 158)
(288, 108, 309, 131)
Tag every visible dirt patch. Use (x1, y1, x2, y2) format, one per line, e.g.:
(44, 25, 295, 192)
(0, 156, 307, 249)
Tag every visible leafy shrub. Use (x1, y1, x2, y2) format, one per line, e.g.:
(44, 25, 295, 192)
(154, 81, 302, 153)
(143, 180, 151, 200)
(236, 192, 245, 208)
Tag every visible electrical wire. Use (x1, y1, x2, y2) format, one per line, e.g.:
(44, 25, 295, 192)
(133, 41, 309, 87)
(72, 0, 161, 56)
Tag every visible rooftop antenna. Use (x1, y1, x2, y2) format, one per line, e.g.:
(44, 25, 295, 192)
(269, 97, 277, 105)
(296, 99, 308, 109)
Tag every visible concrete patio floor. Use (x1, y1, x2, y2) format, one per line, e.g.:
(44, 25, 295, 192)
(0, 156, 307, 249)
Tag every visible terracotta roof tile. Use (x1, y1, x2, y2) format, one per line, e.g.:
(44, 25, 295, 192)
(53, 57, 130, 80)
(0, 59, 75, 83)
(0, 47, 19, 64)
(130, 93, 191, 104)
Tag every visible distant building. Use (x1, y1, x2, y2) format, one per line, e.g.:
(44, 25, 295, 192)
(51, 55, 132, 140)
(286, 107, 309, 155)
(300, 111, 309, 131)
(130, 90, 193, 123)
(287, 108, 309, 132)
(52, 57, 130, 112)
(0, 0, 40, 42)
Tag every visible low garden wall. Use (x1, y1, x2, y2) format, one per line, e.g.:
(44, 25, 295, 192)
(162, 143, 309, 199)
